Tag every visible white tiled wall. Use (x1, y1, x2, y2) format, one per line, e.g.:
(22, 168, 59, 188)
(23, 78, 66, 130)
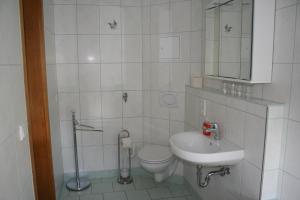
(184, 87, 285, 200)
(54, 0, 203, 175)
(0, 0, 35, 199)
(54, 0, 145, 173)
(142, 0, 203, 147)
(44, 0, 64, 198)
(201, 0, 300, 199)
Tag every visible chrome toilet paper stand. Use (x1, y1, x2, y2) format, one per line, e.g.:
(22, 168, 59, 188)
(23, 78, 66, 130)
(117, 129, 133, 184)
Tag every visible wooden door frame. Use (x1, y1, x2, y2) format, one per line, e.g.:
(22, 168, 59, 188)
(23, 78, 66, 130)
(19, 0, 56, 199)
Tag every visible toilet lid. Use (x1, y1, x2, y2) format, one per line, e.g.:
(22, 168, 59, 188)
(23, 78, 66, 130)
(138, 145, 173, 163)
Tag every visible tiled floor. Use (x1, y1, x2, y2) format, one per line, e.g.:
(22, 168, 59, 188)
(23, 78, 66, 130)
(61, 175, 200, 200)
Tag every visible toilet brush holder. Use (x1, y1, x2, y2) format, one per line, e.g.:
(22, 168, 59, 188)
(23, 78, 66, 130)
(117, 129, 133, 185)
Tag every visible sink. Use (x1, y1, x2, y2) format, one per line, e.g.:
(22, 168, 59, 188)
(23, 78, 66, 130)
(169, 131, 244, 166)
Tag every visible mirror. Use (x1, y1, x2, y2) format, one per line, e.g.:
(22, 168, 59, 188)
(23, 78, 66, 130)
(204, 0, 253, 80)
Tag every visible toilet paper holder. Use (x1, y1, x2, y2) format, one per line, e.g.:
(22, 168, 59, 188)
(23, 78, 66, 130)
(117, 129, 133, 184)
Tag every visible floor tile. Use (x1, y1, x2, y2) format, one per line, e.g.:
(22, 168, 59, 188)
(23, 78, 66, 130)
(185, 194, 201, 200)
(69, 187, 91, 196)
(147, 187, 172, 199)
(92, 182, 113, 194)
(103, 192, 127, 200)
(126, 190, 151, 200)
(134, 177, 156, 189)
(101, 177, 117, 183)
(113, 181, 135, 191)
(63, 196, 79, 200)
(168, 184, 191, 197)
(79, 194, 103, 200)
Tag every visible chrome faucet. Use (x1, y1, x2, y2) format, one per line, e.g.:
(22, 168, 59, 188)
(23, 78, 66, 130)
(203, 122, 220, 140)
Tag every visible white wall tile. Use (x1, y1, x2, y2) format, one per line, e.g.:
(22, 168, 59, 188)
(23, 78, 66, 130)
(0, 136, 21, 200)
(103, 145, 118, 169)
(100, 35, 122, 63)
(77, 0, 101, 5)
(62, 146, 83, 172)
(150, 3, 170, 34)
(170, 93, 185, 122)
(171, 1, 191, 32)
(150, 63, 170, 90)
(261, 170, 281, 200)
(122, 35, 142, 62)
(101, 63, 122, 91)
(170, 63, 190, 92)
(54, 0, 76, 4)
(60, 120, 81, 147)
(103, 118, 122, 144)
(57, 64, 79, 92)
(241, 161, 262, 200)
(78, 35, 100, 63)
(54, 5, 77, 34)
(244, 114, 266, 168)
(122, 6, 142, 34)
(79, 64, 101, 91)
(80, 92, 102, 119)
(80, 120, 103, 146)
(102, 92, 122, 118)
(123, 117, 143, 142)
(123, 91, 143, 117)
(273, 6, 296, 63)
(0, 67, 27, 143)
(284, 120, 300, 179)
(191, 0, 203, 31)
(55, 35, 78, 63)
(225, 107, 245, 148)
(142, 6, 151, 34)
(143, 91, 151, 116)
(170, 120, 184, 135)
(82, 146, 104, 171)
(122, 0, 141, 6)
(190, 31, 202, 61)
(276, 0, 297, 9)
(264, 119, 284, 170)
(293, 5, 300, 63)
(59, 93, 80, 120)
(150, 118, 170, 145)
(0, 0, 22, 64)
(281, 172, 300, 200)
(151, 91, 170, 120)
(122, 63, 142, 90)
(100, 6, 121, 34)
(289, 64, 300, 121)
(77, 5, 100, 34)
(263, 64, 292, 105)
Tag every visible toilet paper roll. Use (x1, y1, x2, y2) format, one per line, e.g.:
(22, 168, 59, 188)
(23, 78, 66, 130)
(121, 137, 132, 149)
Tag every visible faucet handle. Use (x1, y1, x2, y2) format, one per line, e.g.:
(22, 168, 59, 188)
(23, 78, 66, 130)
(202, 121, 213, 137)
(202, 121, 219, 138)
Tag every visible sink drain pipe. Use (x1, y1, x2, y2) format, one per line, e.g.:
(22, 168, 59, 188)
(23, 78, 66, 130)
(196, 165, 230, 188)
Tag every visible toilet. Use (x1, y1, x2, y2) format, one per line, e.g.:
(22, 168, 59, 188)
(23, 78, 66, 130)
(138, 144, 178, 182)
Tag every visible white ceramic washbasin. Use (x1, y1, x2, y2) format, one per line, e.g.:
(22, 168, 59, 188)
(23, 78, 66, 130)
(169, 131, 244, 166)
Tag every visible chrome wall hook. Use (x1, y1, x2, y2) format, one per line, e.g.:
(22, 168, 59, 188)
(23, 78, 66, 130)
(122, 92, 128, 103)
(108, 20, 117, 29)
(225, 24, 232, 32)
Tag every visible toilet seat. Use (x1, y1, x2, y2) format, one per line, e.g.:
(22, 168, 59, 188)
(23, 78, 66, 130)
(138, 145, 173, 164)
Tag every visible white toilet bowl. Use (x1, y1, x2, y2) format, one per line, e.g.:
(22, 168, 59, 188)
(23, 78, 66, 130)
(138, 145, 178, 182)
